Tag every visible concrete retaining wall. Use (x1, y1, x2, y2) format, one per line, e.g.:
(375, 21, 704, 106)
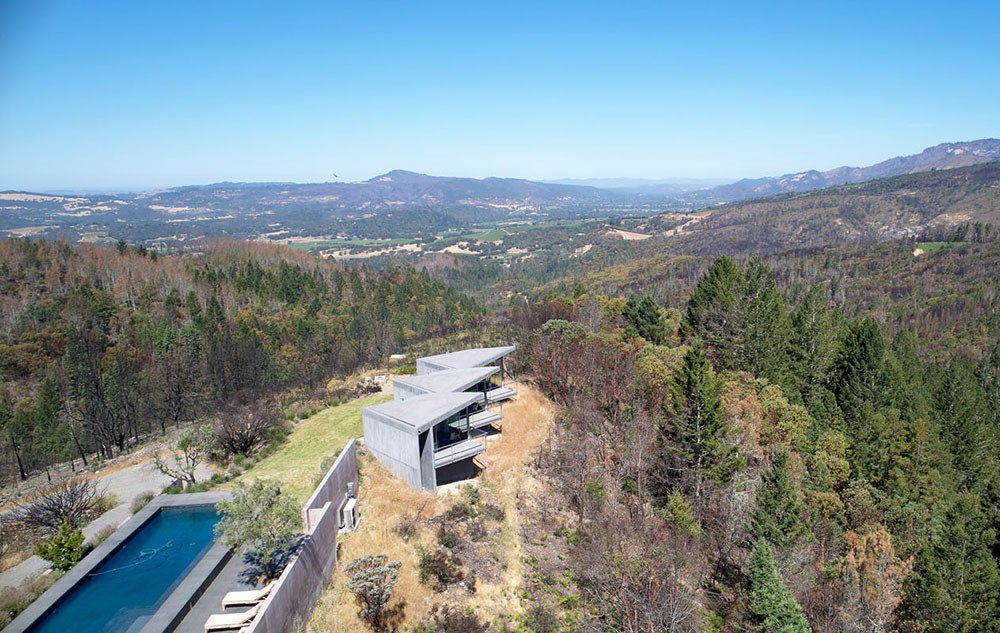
(303, 438, 359, 530)
(245, 439, 357, 633)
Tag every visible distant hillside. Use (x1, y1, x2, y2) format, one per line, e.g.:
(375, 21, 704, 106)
(0, 171, 627, 246)
(643, 160, 1000, 256)
(143, 170, 617, 213)
(660, 139, 1000, 206)
(542, 177, 731, 193)
(3, 140, 999, 247)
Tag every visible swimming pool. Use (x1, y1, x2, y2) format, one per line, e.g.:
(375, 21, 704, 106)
(8, 493, 230, 633)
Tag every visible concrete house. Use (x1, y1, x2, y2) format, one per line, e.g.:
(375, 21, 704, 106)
(393, 366, 510, 406)
(415, 346, 516, 403)
(362, 392, 490, 490)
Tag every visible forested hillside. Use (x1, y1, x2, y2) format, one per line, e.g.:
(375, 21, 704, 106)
(641, 161, 1000, 256)
(550, 240, 1000, 358)
(0, 239, 479, 485)
(509, 255, 1000, 632)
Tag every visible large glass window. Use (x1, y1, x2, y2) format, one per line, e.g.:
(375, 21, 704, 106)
(433, 411, 469, 450)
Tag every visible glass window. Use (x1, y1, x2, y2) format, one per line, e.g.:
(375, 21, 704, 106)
(433, 411, 469, 450)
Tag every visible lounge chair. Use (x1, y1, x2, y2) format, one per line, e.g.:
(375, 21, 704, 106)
(221, 581, 275, 607)
(204, 603, 260, 632)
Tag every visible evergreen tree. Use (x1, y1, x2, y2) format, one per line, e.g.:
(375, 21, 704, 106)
(658, 344, 743, 498)
(680, 256, 744, 366)
(747, 540, 811, 632)
(622, 293, 667, 345)
(932, 360, 998, 494)
(751, 451, 809, 550)
(909, 493, 1000, 632)
(885, 330, 931, 423)
(790, 285, 840, 398)
(832, 317, 888, 425)
(736, 257, 792, 385)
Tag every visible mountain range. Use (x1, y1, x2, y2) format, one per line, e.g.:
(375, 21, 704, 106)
(639, 160, 1000, 257)
(667, 138, 1000, 205)
(1, 139, 998, 246)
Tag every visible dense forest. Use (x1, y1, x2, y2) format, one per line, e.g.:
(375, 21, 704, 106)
(508, 255, 999, 632)
(0, 238, 479, 485)
(2, 228, 998, 631)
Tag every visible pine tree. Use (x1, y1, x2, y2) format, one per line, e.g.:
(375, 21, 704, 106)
(680, 256, 744, 366)
(832, 317, 888, 425)
(623, 294, 667, 345)
(751, 451, 809, 550)
(790, 285, 840, 398)
(736, 257, 792, 385)
(659, 344, 743, 498)
(747, 540, 811, 632)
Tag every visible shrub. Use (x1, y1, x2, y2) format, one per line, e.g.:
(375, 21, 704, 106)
(214, 403, 282, 458)
(214, 480, 302, 579)
(89, 524, 116, 548)
(34, 523, 86, 571)
(130, 492, 156, 515)
(0, 572, 61, 627)
(91, 493, 120, 517)
(415, 604, 489, 633)
(394, 500, 429, 542)
(523, 604, 559, 633)
(481, 503, 506, 522)
(417, 548, 465, 592)
(345, 555, 402, 632)
(437, 525, 459, 549)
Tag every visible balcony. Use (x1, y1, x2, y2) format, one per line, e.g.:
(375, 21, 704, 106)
(469, 409, 501, 429)
(433, 428, 487, 468)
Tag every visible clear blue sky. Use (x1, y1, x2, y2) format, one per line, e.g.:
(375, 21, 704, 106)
(1, 0, 998, 191)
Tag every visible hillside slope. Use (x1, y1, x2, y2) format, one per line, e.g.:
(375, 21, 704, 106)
(644, 160, 1000, 256)
(661, 139, 1000, 204)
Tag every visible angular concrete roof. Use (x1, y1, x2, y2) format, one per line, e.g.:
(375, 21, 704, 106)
(394, 367, 499, 395)
(363, 392, 482, 433)
(418, 345, 515, 370)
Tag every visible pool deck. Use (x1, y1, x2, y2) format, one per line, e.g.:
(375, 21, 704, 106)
(170, 552, 262, 633)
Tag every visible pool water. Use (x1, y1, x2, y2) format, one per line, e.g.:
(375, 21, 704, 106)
(28, 504, 220, 633)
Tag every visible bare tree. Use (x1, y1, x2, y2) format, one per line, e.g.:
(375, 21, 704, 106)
(154, 424, 214, 488)
(214, 403, 280, 457)
(11, 479, 102, 533)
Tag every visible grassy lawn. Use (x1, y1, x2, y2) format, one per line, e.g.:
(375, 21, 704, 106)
(917, 241, 971, 253)
(228, 392, 391, 504)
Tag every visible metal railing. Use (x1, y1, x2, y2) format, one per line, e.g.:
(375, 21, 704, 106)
(433, 427, 488, 466)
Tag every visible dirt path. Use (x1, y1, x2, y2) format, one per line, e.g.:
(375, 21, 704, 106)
(0, 460, 213, 589)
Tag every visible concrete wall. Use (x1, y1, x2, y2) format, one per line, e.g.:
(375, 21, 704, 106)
(362, 410, 424, 489)
(245, 501, 339, 633)
(244, 440, 357, 633)
(393, 381, 426, 401)
(416, 358, 451, 375)
(302, 439, 359, 530)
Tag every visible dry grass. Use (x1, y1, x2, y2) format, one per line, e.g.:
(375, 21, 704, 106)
(308, 382, 556, 631)
(309, 456, 443, 631)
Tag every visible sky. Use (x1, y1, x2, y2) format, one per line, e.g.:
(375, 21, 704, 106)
(1, 0, 998, 191)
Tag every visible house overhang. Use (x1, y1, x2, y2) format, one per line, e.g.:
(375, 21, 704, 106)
(364, 392, 483, 435)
